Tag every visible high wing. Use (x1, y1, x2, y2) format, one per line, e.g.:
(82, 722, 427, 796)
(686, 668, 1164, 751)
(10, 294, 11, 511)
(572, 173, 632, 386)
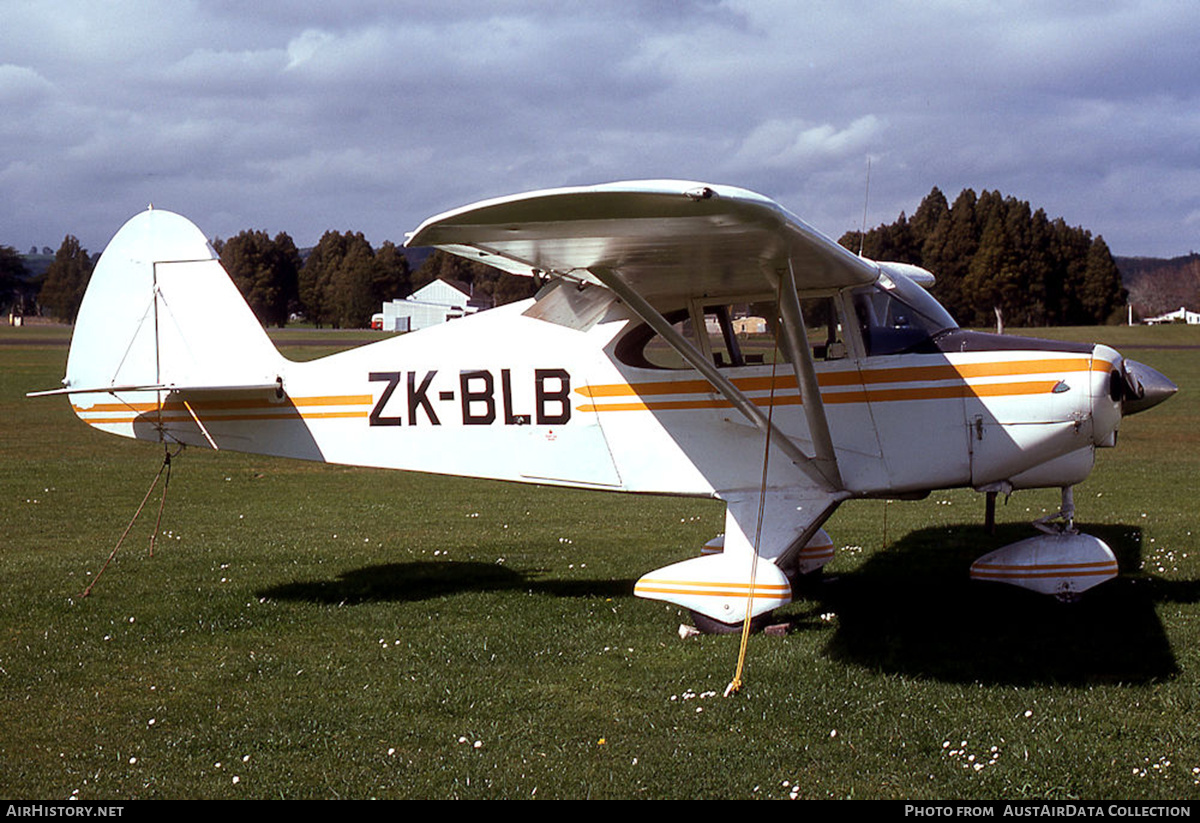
(408, 180, 872, 495)
(404, 180, 879, 303)
(408, 180, 877, 624)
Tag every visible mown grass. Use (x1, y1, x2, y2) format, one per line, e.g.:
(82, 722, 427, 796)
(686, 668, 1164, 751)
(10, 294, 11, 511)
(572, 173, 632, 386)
(1, 324, 1198, 799)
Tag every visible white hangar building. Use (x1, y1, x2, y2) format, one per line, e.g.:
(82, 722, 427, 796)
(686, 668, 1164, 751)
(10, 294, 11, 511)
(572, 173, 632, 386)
(375, 279, 492, 332)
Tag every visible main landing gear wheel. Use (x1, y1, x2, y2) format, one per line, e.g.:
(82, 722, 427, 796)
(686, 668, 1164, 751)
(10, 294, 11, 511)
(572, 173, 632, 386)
(689, 610, 774, 635)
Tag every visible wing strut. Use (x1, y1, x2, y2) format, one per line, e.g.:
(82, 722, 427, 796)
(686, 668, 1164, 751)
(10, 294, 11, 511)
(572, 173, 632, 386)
(769, 262, 843, 489)
(588, 266, 839, 493)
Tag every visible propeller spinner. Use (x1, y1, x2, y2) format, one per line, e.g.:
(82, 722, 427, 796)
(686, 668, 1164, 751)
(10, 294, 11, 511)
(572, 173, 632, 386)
(1117, 359, 1177, 416)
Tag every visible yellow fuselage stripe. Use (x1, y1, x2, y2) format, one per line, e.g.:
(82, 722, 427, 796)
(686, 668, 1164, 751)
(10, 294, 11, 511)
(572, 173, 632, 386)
(972, 562, 1118, 580)
(578, 380, 1062, 413)
(73, 394, 373, 426)
(576, 357, 1109, 399)
(635, 580, 791, 598)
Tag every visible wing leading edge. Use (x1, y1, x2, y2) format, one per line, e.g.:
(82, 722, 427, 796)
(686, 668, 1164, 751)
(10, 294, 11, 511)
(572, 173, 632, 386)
(405, 180, 879, 303)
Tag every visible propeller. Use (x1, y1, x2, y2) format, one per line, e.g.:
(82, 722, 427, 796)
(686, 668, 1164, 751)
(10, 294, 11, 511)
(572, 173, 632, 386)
(1116, 359, 1177, 416)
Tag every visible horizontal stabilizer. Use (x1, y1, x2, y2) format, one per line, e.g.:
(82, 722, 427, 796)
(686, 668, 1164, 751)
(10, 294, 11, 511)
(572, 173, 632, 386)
(28, 381, 282, 398)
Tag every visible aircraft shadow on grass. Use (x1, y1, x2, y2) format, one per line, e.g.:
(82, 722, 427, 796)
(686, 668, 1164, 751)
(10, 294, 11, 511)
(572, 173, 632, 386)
(258, 560, 632, 605)
(797, 522, 1200, 686)
(258, 523, 1199, 687)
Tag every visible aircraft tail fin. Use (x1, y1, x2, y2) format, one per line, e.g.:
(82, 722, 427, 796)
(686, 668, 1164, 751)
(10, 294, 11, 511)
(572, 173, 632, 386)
(48, 209, 285, 440)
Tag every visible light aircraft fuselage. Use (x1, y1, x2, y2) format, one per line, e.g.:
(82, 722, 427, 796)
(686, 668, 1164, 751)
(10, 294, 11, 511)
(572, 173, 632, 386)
(38, 181, 1175, 627)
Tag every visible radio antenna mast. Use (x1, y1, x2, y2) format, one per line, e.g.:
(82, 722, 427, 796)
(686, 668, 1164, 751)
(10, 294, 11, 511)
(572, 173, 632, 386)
(858, 156, 871, 257)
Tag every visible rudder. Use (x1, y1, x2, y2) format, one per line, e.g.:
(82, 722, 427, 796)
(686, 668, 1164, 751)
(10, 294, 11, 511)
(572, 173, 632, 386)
(56, 209, 285, 441)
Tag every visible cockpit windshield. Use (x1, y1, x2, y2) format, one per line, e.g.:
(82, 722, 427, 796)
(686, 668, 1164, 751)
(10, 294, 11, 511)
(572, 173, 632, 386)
(852, 273, 957, 356)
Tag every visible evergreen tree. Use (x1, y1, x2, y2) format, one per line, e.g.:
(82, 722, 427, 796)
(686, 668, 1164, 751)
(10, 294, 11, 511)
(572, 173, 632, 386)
(973, 190, 1006, 236)
(964, 213, 1024, 328)
(375, 241, 413, 303)
(932, 189, 980, 322)
(38, 235, 93, 322)
(0, 246, 29, 314)
(1080, 236, 1125, 324)
(299, 231, 350, 328)
(217, 230, 301, 327)
(1049, 219, 1092, 324)
(909, 186, 949, 246)
(837, 228, 866, 257)
(330, 235, 379, 329)
(299, 231, 415, 328)
(838, 213, 920, 265)
(1026, 209, 1056, 325)
(837, 185, 1126, 327)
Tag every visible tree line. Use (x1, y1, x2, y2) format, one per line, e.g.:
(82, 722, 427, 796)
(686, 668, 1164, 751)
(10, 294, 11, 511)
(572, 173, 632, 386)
(839, 187, 1127, 327)
(7, 229, 538, 327)
(8, 188, 1126, 328)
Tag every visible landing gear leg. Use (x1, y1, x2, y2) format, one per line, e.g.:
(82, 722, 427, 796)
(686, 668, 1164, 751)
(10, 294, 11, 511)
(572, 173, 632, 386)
(1034, 486, 1077, 535)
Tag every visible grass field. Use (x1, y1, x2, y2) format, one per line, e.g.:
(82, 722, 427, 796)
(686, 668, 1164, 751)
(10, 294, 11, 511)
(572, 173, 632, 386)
(2, 323, 1198, 799)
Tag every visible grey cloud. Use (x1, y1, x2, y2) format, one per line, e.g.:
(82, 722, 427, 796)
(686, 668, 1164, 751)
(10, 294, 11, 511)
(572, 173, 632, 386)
(2, 2, 1198, 258)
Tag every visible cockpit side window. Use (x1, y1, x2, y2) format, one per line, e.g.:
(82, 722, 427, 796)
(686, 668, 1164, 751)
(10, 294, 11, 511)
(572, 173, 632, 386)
(615, 297, 850, 369)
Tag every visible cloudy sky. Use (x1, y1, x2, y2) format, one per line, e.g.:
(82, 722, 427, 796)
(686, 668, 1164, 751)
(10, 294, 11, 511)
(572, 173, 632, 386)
(3, 1, 1198, 259)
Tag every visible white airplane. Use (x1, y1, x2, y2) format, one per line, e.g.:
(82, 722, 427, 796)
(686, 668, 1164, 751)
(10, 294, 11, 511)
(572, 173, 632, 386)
(32, 181, 1176, 631)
